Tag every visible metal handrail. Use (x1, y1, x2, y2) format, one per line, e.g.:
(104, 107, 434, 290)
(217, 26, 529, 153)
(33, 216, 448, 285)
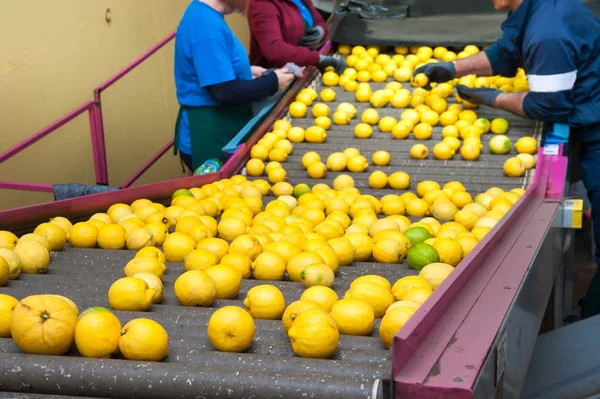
(0, 32, 178, 194)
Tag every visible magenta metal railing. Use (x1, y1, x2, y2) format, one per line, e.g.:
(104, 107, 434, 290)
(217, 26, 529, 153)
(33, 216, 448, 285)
(0, 101, 102, 192)
(94, 32, 177, 188)
(0, 32, 177, 193)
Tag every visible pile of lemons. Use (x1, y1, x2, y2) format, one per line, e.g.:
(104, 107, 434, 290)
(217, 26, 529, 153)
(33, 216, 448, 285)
(0, 172, 525, 356)
(0, 293, 168, 361)
(275, 44, 538, 179)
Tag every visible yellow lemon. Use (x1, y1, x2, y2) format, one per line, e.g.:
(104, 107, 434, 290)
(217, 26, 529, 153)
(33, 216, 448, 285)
(305, 126, 327, 143)
(326, 152, 348, 172)
(0, 294, 19, 337)
(432, 238, 463, 266)
(419, 262, 455, 289)
(433, 142, 454, 160)
(14, 240, 50, 274)
(379, 116, 398, 132)
(410, 144, 429, 159)
(183, 249, 218, 271)
(288, 309, 339, 358)
(455, 234, 480, 257)
(490, 118, 509, 134)
(252, 251, 287, 280)
(10, 295, 78, 355)
(282, 300, 325, 333)
(174, 270, 216, 306)
(413, 122, 433, 140)
(330, 298, 374, 336)
(515, 136, 538, 154)
(369, 171, 388, 189)
(108, 277, 155, 311)
(135, 246, 166, 264)
(300, 264, 335, 288)
(119, 318, 168, 361)
(344, 281, 394, 317)
(33, 223, 67, 251)
(379, 306, 416, 348)
(347, 155, 369, 172)
(354, 123, 373, 138)
(244, 285, 286, 319)
(391, 275, 433, 301)
(372, 150, 391, 166)
(322, 71, 339, 86)
(75, 311, 122, 358)
(95, 224, 127, 250)
(312, 103, 330, 118)
(69, 222, 99, 248)
(320, 88, 337, 102)
(300, 286, 339, 311)
(126, 228, 154, 250)
(361, 108, 380, 125)
(517, 153, 537, 169)
(206, 265, 242, 299)
(454, 209, 480, 230)
(504, 157, 526, 177)
(289, 101, 308, 118)
(124, 257, 166, 279)
(163, 232, 196, 262)
(208, 306, 255, 352)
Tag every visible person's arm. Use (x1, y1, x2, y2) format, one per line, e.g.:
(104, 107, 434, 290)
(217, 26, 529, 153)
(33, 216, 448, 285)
(414, 33, 521, 83)
(453, 52, 494, 78)
(249, 0, 320, 67)
(459, 38, 577, 121)
(494, 92, 528, 117)
(520, 38, 577, 122)
(191, 37, 278, 105)
(206, 73, 278, 105)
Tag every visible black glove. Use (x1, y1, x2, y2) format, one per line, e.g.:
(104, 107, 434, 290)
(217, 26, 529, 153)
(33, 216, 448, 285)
(413, 62, 456, 84)
(317, 55, 346, 74)
(456, 84, 502, 107)
(299, 26, 325, 49)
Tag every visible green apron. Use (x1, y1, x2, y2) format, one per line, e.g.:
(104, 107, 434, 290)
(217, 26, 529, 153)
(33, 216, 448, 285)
(174, 104, 252, 170)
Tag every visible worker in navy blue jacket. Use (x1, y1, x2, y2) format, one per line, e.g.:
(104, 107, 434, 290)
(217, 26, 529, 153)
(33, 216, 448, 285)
(414, 0, 600, 318)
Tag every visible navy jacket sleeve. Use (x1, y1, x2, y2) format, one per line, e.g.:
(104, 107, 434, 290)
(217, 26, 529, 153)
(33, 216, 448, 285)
(206, 73, 278, 105)
(522, 38, 577, 122)
(484, 35, 521, 77)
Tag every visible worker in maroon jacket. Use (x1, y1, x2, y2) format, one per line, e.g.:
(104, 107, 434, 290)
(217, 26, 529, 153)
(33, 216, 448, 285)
(248, 0, 345, 74)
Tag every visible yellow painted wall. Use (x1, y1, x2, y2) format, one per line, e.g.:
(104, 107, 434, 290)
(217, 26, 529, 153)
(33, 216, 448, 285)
(0, 0, 250, 212)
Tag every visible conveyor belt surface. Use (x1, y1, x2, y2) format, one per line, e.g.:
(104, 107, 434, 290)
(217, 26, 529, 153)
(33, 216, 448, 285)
(0, 50, 541, 399)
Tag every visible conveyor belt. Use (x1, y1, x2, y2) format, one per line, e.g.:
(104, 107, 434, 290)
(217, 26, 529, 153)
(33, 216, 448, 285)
(0, 50, 541, 399)
(0, 246, 405, 398)
(248, 53, 539, 194)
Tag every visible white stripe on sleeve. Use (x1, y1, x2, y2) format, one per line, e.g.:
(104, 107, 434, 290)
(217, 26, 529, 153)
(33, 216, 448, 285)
(527, 70, 577, 93)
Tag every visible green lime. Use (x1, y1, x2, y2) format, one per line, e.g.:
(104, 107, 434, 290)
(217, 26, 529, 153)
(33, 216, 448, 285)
(172, 188, 193, 199)
(407, 243, 440, 271)
(293, 183, 311, 199)
(404, 227, 434, 247)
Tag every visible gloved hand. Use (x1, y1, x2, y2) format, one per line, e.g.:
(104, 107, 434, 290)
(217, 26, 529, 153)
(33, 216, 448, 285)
(456, 84, 502, 107)
(317, 55, 346, 74)
(299, 26, 325, 49)
(413, 62, 456, 84)
(284, 62, 304, 78)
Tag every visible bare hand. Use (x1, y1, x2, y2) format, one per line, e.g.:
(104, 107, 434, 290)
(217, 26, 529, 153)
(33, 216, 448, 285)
(275, 68, 294, 91)
(251, 66, 267, 79)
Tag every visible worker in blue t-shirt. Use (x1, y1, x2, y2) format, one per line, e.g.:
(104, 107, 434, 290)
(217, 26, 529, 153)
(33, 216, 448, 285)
(414, 0, 600, 318)
(174, 0, 294, 171)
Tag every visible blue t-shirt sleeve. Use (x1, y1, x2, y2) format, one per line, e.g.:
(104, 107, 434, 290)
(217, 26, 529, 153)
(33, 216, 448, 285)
(522, 37, 577, 121)
(191, 38, 236, 88)
(484, 35, 521, 77)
